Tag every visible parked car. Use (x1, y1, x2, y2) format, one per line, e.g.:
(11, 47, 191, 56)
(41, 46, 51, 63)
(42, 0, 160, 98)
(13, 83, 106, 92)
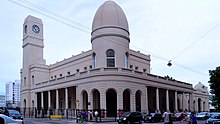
(196, 112, 210, 120)
(0, 114, 24, 124)
(174, 112, 186, 121)
(144, 113, 162, 123)
(185, 112, 191, 118)
(116, 111, 143, 124)
(206, 112, 220, 124)
(7, 109, 23, 120)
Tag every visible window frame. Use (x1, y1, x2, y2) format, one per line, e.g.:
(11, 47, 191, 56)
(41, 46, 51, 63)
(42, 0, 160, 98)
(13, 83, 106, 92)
(106, 49, 115, 67)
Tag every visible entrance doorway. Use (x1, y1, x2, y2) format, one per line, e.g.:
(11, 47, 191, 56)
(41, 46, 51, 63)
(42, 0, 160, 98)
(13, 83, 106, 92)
(82, 91, 88, 110)
(135, 90, 141, 112)
(93, 89, 100, 110)
(123, 89, 130, 111)
(106, 89, 117, 117)
(198, 98, 201, 112)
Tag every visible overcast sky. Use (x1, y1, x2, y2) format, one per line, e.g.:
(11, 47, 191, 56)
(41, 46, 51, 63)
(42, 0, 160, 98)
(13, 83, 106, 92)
(1, 0, 220, 94)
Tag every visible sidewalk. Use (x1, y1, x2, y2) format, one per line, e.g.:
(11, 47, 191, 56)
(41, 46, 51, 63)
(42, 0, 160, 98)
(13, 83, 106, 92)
(24, 117, 117, 123)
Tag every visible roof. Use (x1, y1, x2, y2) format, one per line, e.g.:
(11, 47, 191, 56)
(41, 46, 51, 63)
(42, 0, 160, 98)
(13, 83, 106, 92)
(92, 1, 129, 32)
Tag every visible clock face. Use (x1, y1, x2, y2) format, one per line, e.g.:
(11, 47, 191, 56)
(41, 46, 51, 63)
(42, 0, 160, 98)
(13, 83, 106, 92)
(32, 25, 40, 33)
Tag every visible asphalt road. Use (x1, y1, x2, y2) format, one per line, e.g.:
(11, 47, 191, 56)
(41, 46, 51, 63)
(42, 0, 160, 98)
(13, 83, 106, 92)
(24, 118, 207, 124)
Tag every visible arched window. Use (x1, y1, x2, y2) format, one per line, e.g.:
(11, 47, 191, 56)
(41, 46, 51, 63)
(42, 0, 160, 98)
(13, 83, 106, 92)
(92, 53, 96, 69)
(24, 25, 27, 33)
(106, 49, 115, 67)
(124, 52, 129, 68)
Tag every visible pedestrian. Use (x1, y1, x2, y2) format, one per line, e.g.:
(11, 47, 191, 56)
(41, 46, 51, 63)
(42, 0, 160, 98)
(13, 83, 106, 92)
(76, 111, 81, 123)
(89, 111, 93, 121)
(82, 111, 86, 121)
(30, 110, 34, 118)
(163, 112, 173, 124)
(95, 110, 98, 122)
(190, 112, 197, 124)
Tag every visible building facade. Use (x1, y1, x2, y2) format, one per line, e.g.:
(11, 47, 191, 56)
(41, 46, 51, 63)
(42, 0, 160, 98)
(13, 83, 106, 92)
(20, 1, 209, 117)
(6, 80, 20, 107)
(0, 95, 6, 107)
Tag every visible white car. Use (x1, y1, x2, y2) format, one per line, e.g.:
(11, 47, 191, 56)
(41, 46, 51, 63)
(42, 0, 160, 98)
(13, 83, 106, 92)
(0, 114, 24, 124)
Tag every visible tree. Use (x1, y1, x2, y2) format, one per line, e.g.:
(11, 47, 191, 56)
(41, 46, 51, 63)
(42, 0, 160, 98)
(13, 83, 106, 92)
(164, 75, 175, 81)
(208, 66, 220, 111)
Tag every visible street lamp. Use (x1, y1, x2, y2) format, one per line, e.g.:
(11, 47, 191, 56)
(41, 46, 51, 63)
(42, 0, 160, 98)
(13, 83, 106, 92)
(167, 60, 172, 67)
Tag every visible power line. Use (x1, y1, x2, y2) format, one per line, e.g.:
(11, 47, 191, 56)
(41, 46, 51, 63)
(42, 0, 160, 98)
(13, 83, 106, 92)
(19, 0, 90, 30)
(8, 0, 89, 33)
(172, 23, 220, 60)
(9, 0, 135, 51)
(174, 62, 207, 76)
(8, 0, 209, 77)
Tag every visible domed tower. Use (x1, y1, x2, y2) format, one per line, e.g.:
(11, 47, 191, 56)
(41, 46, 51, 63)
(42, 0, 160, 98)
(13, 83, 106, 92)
(91, 1, 130, 68)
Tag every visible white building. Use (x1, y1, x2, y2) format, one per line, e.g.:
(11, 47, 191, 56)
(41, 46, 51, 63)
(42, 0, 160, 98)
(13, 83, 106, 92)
(20, 1, 209, 117)
(6, 80, 20, 107)
(0, 94, 6, 107)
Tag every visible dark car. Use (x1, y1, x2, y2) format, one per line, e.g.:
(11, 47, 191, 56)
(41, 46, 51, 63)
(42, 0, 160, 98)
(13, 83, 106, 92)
(144, 113, 162, 123)
(7, 109, 23, 120)
(116, 111, 143, 124)
(206, 112, 220, 124)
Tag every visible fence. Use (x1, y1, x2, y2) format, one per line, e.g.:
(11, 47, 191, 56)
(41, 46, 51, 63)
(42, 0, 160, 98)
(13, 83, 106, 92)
(21, 107, 76, 119)
(20, 108, 129, 122)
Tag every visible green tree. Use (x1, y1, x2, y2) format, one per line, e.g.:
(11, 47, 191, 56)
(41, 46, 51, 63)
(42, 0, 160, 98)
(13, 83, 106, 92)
(164, 75, 175, 81)
(209, 66, 220, 111)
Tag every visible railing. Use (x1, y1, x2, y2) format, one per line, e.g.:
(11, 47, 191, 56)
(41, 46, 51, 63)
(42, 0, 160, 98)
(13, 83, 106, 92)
(36, 67, 192, 89)
(21, 107, 76, 119)
(20, 108, 131, 122)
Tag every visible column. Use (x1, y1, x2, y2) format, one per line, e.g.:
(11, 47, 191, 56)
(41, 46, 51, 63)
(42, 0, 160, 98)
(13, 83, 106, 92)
(41, 92, 44, 116)
(156, 88, 159, 112)
(175, 91, 178, 112)
(48, 91, 51, 108)
(88, 90, 92, 110)
(117, 90, 123, 110)
(195, 100, 198, 112)
(166, 90, 169, 112)
(65, 88, 68, 109)
(182, 93, 185, 111)
(189, 93, 193, 112)
(200, 100, 203, 112)
(145, 86, 149, 114)
(100, 90, 106, 110)
(131, 92, 136, 111)
(41, 92, 44, 108)
(56, 89, 59, 114)
(48, 91, 51, 117)
(65, 88, 68, 118)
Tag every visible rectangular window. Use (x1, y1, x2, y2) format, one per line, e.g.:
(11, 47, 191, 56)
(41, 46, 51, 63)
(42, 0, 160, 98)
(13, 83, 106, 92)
(107, 59, 115, 67)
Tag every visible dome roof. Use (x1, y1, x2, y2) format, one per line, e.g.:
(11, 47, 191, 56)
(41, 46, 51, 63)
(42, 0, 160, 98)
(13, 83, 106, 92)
(92, 1, 129, 32)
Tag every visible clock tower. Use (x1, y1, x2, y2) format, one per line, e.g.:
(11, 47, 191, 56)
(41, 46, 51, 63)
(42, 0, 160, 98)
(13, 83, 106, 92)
(22, 15, 45, 66)
(21, 15, 45, 108)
